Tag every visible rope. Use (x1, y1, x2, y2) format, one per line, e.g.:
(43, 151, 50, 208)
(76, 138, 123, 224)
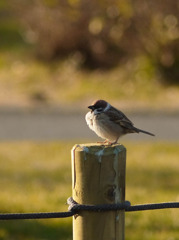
(67, 198, 179, 212)
(0, 197, 178, 220)
(0, 211, 74, 220)
(67, 197, 131, 212)
(125, 202, 179, 212)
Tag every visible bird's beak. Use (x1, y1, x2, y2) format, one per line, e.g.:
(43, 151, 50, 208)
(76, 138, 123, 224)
(88, 105, 95, 111)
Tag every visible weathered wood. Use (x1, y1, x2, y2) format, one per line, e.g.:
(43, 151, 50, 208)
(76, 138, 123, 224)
(71, 143, 126, 240)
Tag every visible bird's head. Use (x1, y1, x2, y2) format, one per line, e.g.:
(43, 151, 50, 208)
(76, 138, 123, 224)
(88, 100, 109, 113)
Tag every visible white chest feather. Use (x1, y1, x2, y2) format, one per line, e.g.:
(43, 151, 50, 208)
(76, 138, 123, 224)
(85, 110, 119, 141)
(85, 111, 94, 131)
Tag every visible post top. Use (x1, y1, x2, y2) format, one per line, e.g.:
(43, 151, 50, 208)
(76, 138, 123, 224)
(71, 143, 126, 154)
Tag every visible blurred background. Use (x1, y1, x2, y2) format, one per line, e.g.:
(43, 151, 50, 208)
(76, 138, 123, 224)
(0, 1, 178, 239)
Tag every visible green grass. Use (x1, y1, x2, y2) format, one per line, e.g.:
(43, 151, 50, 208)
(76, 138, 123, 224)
(124, 142, 179, 240)
(0, 141, 178, 240)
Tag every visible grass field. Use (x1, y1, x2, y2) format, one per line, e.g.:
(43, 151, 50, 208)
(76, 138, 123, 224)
(0, 141, 178, 240)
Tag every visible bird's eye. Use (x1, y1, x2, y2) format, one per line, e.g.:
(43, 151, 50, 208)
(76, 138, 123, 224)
(97, 108, 103, 112)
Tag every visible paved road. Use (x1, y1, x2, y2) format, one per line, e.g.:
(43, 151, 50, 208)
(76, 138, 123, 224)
(0, 109, 178, 141)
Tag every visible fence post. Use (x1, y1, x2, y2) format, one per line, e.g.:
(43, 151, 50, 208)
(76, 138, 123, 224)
(71, 143, 126, 240)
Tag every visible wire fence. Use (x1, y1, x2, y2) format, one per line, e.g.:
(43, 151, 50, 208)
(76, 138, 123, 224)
(0, 197, 178, 220)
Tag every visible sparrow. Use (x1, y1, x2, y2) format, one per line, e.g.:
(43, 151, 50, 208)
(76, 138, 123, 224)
(85, 99, 155, 144)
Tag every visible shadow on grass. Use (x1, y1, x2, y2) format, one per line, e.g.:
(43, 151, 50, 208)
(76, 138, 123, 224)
(0, 219, 72, 240)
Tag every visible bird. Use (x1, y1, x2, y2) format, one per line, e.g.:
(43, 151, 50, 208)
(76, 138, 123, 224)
(85, 99, 155, 144)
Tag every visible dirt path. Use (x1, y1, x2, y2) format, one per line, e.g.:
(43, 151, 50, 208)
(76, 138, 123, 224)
(0, 108, 178, 141)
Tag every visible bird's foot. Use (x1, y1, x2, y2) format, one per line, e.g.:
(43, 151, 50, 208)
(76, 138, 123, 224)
(97, 140, 120, 146)
(97, 140, 110, 145)
(108, 141, 117, 145)
(97, 140, 107, 143)
(109, 139, 120, 145)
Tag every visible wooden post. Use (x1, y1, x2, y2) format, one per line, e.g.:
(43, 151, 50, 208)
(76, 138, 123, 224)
(71, 143, 126, 240)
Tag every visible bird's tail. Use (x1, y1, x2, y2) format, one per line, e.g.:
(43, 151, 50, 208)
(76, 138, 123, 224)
(134, 127, 155, 136)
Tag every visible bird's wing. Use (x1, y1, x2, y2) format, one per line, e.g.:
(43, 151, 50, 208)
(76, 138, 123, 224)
(107, 108, 135, 130)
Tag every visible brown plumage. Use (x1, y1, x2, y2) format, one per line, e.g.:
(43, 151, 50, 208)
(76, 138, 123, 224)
(86, 100, 155, 144)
